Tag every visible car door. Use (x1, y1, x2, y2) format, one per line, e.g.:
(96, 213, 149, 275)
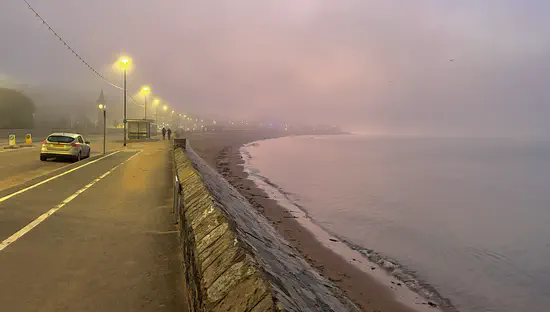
(77, 136, 86, 155)
(79, 136, 90, 155)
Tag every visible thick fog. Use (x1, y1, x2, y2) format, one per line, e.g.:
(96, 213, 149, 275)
(2, 1, 550, 137)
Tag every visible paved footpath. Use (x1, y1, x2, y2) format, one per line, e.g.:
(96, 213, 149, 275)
(0, 140, 184, 312)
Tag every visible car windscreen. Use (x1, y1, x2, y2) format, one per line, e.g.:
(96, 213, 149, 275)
(47, 135, 75, 143)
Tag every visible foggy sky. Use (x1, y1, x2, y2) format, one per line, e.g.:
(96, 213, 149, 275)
(2, 1, 550, 136)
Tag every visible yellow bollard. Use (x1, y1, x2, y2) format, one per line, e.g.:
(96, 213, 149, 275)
(25, 134, 32, 144)
(8, 134, 16, 146)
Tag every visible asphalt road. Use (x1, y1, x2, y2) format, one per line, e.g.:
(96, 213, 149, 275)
(0, 129, 125, 147)
(0, 134, 124, 191)
(0, 140, 183, 311)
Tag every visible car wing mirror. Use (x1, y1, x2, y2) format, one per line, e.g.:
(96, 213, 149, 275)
(85, 141, 90, 144)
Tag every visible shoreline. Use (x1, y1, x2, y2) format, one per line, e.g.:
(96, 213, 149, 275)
(185, 130, 449, 312)
(238, 140, 455, 312)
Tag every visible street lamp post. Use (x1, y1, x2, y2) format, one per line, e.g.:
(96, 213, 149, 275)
(98, 104, 106, 154)
(141, 86, 150, 120)
(141, 86, 150, 137)
(153, 98, 160, 127)
(123, 68, 127, 146)
(171, 110, 175, 128)
(119, 57, 130, 147)
(117, 57, 132, 146)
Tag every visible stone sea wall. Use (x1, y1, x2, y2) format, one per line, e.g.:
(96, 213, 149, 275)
(173, 139, 358, 311)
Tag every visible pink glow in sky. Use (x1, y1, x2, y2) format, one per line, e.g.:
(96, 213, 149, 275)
(2, 1, 550, 136)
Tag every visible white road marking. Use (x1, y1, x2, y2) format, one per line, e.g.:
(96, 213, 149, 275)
(0, 150, 143, 252)
(0, 151, 121, 204)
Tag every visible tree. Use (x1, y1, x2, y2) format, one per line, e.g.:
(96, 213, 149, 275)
(0, 88, 36, 129)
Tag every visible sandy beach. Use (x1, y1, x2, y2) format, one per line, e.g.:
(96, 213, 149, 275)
(184, 130, 441, 312)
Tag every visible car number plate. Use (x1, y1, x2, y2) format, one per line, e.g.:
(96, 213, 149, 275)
(55, 144, 64, 148)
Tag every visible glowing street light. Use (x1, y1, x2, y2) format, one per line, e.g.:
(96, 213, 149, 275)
(118, 56, 131, 146)
(163, 105, 168, 111)
(140, 86, 150, 122)
(119, 57, 130, 68)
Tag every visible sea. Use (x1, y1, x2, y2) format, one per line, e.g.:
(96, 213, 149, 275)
(240, 134, 550, 312)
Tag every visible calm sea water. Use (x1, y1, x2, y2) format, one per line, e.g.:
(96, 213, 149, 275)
(241, 135, 550, 312)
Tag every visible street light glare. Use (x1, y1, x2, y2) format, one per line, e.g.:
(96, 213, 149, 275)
(118, 56, 131, 69)
(141, 86, 150, 94)
(163, 105, 168, 111)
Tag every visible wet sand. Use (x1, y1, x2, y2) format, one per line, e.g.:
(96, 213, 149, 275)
(184, 130, 440, 312)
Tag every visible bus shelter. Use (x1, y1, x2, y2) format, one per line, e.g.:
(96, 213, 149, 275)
(127, 119, 155, 139)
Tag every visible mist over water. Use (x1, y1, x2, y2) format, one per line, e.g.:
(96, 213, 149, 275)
(243, 135, 550, 312)
(2, 1, 550, 136)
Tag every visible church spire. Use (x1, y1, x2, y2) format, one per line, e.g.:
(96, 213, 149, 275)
(96, 89, 105, 105)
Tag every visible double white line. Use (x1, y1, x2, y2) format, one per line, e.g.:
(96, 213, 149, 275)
(0, 151, 121, 203)
(0, 150, 142, 252)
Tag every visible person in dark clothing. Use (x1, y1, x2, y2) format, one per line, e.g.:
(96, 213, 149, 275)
(161, 127, 166, 140)
(167, 128, 172, 140)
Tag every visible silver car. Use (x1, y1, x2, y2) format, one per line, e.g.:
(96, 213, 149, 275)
(40, 133, 91, 162)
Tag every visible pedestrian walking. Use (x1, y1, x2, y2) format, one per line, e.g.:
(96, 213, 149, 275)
(161, 127, 166, 140)
(167, 128, 172, 140)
